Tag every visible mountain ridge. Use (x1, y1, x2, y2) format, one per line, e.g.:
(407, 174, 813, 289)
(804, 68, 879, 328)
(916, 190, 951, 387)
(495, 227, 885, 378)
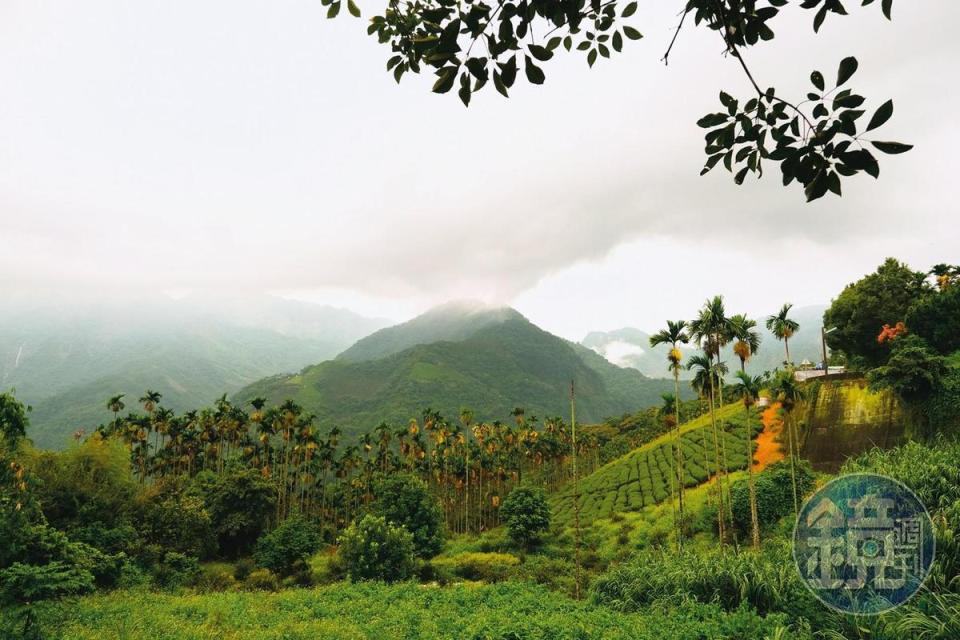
(236, 304, 684, 438)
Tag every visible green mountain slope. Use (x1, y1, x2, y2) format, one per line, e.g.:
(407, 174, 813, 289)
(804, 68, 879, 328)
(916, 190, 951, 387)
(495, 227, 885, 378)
(0, 295, 389, 448)
(336, 301, 521, 363)
(554, 403, 759, 526)
(236, 307, 683, 439)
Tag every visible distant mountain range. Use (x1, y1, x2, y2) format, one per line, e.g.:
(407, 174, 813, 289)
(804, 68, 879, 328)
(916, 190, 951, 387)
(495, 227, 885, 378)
(581, 304, 828, 378)
(234, 302, 682, 438)
(0, 294, 389, 448)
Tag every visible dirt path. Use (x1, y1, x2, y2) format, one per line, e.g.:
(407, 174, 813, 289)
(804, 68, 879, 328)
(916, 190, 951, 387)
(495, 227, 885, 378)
(753, 402, 785, 471)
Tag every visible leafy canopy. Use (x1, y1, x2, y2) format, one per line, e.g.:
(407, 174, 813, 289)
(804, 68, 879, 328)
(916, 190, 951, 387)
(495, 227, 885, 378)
(327, 0, 911, 201)
(823, 257, 929, 367)
(500, 486, 551, 548)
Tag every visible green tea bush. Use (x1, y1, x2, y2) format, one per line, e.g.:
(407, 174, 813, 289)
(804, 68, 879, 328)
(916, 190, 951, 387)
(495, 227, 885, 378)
(554, 405, 757, 524)
(500, 487, 551, 549)
(431, 552, 520, 582)
(254, 515, 322, 577)
(338, 514, 416, 583)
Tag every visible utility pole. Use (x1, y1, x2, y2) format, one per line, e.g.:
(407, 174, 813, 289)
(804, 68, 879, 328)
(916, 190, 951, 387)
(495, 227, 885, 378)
(821, 326, 837, 376)
(571, 379, 582, 600)
(821, 326, 829, 376)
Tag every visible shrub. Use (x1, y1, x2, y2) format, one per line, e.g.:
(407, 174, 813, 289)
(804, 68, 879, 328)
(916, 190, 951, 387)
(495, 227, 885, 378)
(23, 435, 138, 553)
(591, 542, 820, 622)
(191, 468, 276, 558)
(338, 514, 416, 583)
(514, 555, 578, 596)
(370, 474, 445, 558)
(308, 550, 344, 585)
(730, 460, 815, 536)
(196, 563, 237, 592)
(430, 552, 520, 582)
(151, 552, 201, 589)
(500, 487, 551, 549)
(0, 562, 94, 604)
(135, 478, 215, 559)
(242, 568, 280, 592)
(254, 515, 322, 577)
(233, 558, 256, 581)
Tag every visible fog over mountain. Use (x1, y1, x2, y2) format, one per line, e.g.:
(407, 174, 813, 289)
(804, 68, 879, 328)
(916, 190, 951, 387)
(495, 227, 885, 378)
(0, 293, 388, 447)
(582, 305, 829, 378)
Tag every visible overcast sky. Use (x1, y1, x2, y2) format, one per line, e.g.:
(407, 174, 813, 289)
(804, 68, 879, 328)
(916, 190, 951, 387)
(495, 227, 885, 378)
(2, 1, 957, 340)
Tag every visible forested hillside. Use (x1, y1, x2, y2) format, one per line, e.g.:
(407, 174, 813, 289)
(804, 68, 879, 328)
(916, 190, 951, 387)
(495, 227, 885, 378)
(236, 306, 682, 438)
(0, 295, 388, 448)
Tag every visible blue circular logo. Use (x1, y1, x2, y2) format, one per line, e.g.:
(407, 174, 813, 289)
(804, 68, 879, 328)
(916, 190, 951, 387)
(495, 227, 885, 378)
(793, 473, 935, 615)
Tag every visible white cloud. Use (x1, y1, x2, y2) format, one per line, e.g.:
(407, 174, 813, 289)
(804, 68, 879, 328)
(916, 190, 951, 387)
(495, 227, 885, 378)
(1, 1, 958, 337)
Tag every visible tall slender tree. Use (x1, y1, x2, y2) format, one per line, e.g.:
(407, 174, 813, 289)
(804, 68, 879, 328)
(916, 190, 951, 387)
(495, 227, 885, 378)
(766, 303, 800, 366)
(733, 371, 764, 548)
(649, 319, 689, 550)
(771, 371, 807, 516)
(729, 314, 762, 373)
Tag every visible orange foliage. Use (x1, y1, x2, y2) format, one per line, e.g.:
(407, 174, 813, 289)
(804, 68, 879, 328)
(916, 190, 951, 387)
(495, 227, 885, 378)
(754, 401, 786, 471)
(877, 321, 908, 344)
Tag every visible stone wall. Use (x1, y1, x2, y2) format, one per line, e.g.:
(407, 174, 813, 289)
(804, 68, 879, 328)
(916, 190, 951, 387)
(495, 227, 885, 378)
(800, 378, 908, 472)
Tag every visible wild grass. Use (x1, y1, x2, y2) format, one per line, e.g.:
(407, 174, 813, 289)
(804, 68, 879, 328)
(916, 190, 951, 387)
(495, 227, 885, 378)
(11, 581, 803, 640)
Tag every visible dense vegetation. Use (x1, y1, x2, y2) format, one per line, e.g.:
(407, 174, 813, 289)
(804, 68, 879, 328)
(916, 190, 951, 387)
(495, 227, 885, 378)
(824, 259, 960, 433)
(3, 259, 960, 639)
(235, 306, 680, 439)
(0, 297, 387, 449)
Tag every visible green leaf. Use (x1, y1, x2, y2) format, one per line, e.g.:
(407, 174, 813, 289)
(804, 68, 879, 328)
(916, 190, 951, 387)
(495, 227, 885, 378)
(866, 99, 893, 132)
(587, 49, 597, 68)
(327, 1, 341, 18)
(432, 67, 457, 94)
(697, 113, 728, 128)
(810, 71, 824, 91)
(882, 0, 892, 19)
(493, 71, 509, 98)
(871, 141, 913, 154)
(528, 45, 553, 61)
(621, 1, 638, 17)
(622, 26, 642, 40)
(347, 0, 361, 17)
(813, 5, 827, 32)
(524, 56, 545, 84)
(837, 56, 858, 86)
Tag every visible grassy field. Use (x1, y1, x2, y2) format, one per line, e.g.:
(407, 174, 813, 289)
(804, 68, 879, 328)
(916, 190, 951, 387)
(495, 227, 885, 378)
(18, 581, 796, 640)
(553, 403, 759, 525)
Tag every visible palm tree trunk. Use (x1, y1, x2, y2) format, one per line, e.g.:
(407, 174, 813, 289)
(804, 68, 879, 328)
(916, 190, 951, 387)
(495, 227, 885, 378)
(784, 336, 791, 365)
(744, 405, 760, 548)
(673, 368, 685, 550)
(786, 411, 799, 516)
(706, 372, 726, 544)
